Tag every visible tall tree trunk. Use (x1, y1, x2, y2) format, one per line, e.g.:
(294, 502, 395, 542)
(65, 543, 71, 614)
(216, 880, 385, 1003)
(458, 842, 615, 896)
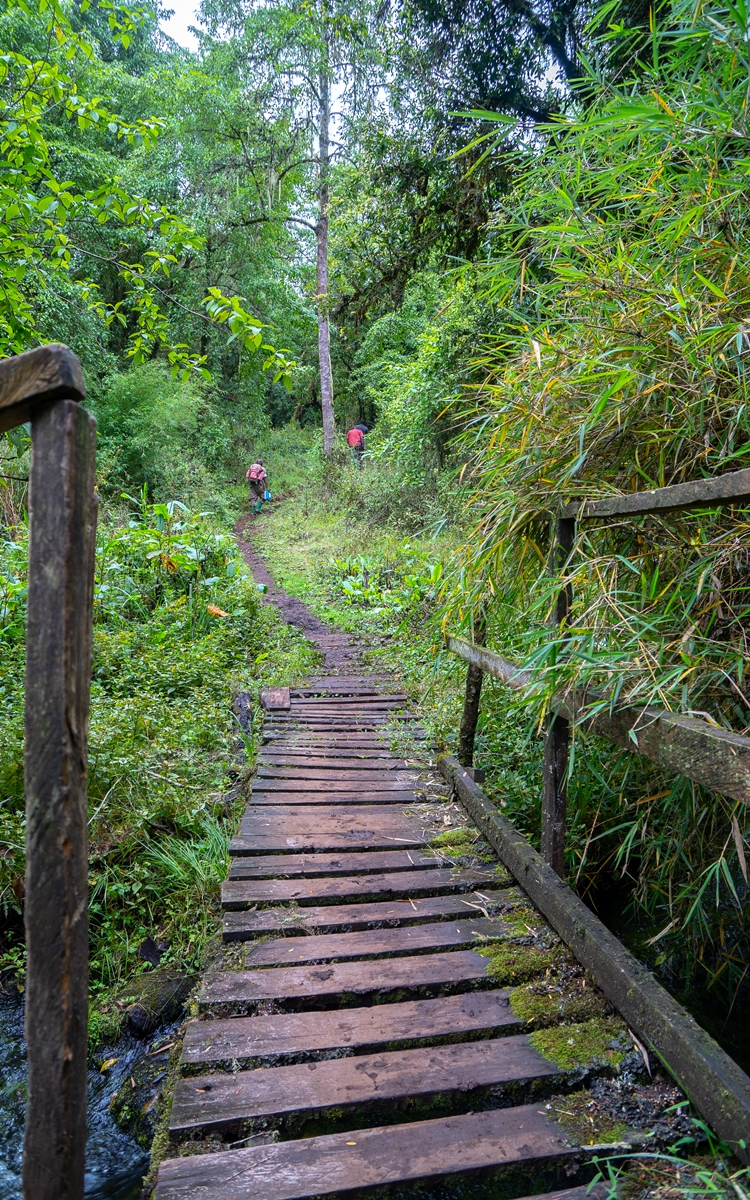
(317, 51, 335, 455)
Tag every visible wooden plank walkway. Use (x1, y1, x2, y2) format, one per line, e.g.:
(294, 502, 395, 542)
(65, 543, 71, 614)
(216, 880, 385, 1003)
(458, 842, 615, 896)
(154, 678, 686, 1200)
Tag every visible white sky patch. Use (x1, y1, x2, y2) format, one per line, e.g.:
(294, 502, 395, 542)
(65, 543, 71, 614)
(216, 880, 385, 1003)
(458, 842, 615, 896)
(160, 0, 201, 51)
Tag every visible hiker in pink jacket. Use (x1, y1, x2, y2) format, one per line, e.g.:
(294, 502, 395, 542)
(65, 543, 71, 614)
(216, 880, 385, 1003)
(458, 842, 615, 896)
(246, 459, 268, 513)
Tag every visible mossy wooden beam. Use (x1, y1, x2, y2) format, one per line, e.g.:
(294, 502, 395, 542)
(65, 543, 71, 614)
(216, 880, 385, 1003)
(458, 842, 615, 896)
(558, 466, 750, 520)
(0, 344, 86, 433)
(446, 636, 750, 806)
(440, 754, 750, 1164)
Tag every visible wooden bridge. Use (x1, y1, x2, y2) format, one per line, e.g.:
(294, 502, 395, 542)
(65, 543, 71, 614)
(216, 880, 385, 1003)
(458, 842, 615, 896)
(150, 678, 701, 1199)
(5, 344, 750, 1200)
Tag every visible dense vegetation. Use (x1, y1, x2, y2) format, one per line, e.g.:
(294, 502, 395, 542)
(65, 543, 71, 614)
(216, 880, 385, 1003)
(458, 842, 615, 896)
(2, 0, 750, 1185)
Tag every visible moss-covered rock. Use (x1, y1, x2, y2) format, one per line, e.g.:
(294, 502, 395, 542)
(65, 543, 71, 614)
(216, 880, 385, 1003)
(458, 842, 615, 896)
(117, 966, 196, 1037)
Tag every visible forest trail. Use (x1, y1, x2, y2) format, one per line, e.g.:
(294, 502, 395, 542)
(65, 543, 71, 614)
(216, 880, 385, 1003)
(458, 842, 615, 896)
(152, 535, 689, 1200)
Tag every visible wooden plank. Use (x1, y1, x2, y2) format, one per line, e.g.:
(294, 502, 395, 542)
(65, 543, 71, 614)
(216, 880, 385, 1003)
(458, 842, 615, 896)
(239, 805, 424, 835)
(227, 849, 445, 879)
(292, 694, 408, 705)
(229, 831, 428, 855)
(223, 891, 512, 939)
(441, 754, 750, 1163)
(0, 344, 86, 433)
(221, 868, 497, 909)
(258, 753, 407, 768)
(559, 465, 750, 520)
(199, 949, 501, 1011)
(447, 636, 750, 807)
(23, 397, 97, 1200)
(169, 1034, 560, 1137)
(249, 791, 420, 805)
(261, 686, 291, 711)
(255, 766, 415, 781)
(243, 918, 508, 966)
(253, 776, 416, 790)
(180, 991, 520, 1070)
(154, 1104, 580, 1200)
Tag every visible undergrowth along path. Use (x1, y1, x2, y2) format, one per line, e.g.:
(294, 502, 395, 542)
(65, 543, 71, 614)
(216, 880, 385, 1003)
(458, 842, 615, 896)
(153, 534, 694, 1200)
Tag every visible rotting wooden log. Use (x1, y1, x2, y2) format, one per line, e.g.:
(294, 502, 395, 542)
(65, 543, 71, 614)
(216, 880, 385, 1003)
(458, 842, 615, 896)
(23, 398, 97, 1200)
(440, 754, 750, 1163)
(0, 344, 86, 433)
(559, 465, 750, 521)
(447, 636, 750, 806)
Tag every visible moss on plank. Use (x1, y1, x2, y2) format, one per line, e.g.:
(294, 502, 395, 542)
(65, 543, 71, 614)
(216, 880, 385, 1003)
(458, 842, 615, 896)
(429, 828, 479, 849)
(509, 980, 610, 1027)
(551, 1090, 632, 1147)
(530, 1018, 631, 1071)
(476, 942, 556, 983)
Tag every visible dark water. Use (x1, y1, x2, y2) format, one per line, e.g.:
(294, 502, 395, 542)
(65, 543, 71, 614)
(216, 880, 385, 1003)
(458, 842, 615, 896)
(590, 881, 750, 1075)
(0, 994, 150, 1199)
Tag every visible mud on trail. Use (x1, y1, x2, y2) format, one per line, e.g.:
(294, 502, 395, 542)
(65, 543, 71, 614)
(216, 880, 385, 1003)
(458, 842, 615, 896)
(235, 514, 364, 674)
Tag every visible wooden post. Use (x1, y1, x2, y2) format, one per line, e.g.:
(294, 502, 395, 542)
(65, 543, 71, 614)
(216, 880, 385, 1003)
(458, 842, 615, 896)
(541, 516, 574, 876)
(458, 612, 486, 768)
(23, 398, 97, 1200)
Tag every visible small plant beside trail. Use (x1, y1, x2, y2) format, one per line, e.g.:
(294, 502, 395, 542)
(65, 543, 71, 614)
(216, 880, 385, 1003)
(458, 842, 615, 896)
(0, 494, 317, 1034)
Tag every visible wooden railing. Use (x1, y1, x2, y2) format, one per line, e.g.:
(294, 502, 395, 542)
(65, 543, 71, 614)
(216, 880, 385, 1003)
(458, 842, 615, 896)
(0, 346, 97, 1200)
(448, 467, 750, 875)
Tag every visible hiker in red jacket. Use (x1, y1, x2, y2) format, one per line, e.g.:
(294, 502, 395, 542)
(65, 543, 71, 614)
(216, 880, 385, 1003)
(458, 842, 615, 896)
(246, 459, 268, 513)
(346, 423, 368, 468)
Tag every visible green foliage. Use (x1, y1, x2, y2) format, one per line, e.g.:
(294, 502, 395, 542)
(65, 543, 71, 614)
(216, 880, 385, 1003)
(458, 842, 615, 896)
(439, 0, 750, 990)
(0, 496, 318, 994)
(93, 364, 223, 501)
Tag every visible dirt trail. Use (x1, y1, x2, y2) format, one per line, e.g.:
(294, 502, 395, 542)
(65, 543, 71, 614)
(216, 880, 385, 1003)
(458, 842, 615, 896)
(235, 514, 364, 674)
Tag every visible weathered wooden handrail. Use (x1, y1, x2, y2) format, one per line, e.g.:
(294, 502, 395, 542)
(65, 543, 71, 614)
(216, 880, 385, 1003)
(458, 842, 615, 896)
(0, 345, 97, 1200)
(559, 465, 750, 520)
(440, 755, 750, 1165)
(447, 635, 750, 806)
(449, 463, 750, 875)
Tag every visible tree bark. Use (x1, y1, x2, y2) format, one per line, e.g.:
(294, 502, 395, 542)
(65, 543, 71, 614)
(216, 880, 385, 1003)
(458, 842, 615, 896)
(317, 47, 335, 455)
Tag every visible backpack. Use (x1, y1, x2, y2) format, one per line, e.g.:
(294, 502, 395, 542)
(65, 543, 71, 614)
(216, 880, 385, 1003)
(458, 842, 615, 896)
(346, 428, 364, 448)
(248, 463, 265, 481)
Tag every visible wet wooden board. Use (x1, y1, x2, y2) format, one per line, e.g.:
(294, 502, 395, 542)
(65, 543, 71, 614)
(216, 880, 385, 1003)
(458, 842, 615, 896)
(180, 991, 520, 1070)
(200, 949, 498, 1011)
(239, 806, 428, 837)
(169, 1034, 560, 1136)
(222, 891, 512, 939)
(228, 831, 430, 855)
(253, 777, 417, 791)
(293, 695, 408, 705)
(257, 754, 409, 768)
(249, 791, 423, 806)
(255, 766, 416, 781)
(155, 1104, 581, 1200)
(243, 918, 507, 966)
(221, 868, 498, 910)
(227, 849, 445, 879)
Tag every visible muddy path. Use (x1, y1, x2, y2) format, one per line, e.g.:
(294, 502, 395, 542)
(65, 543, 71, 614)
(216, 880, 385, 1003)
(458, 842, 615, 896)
(235, 513, 366, 675)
